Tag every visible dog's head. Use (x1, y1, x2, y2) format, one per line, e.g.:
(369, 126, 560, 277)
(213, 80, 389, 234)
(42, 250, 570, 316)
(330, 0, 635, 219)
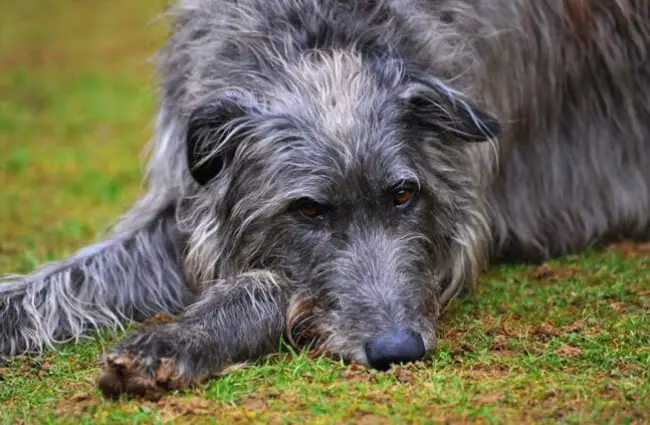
(183, 51, 499, 369)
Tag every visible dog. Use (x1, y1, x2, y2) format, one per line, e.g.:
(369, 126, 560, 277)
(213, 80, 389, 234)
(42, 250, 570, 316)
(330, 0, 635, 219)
(1, 0, 648, 400)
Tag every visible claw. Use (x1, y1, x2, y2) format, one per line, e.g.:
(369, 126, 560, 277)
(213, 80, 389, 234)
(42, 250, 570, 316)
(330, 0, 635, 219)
(97, 352, 186, 401)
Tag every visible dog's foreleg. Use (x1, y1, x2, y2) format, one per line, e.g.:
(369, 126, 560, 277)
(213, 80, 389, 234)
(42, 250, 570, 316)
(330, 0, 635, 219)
(97, 270, 289, 400)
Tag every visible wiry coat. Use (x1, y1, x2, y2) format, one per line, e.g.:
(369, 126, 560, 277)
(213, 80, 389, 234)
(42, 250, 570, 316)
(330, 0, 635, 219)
(1, 0, 649, 399)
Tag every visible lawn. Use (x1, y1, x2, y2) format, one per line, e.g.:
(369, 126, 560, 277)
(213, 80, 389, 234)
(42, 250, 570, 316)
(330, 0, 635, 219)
(1, 1, 649, 424)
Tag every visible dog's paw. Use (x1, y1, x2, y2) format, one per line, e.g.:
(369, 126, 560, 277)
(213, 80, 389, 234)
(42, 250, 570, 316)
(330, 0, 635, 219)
(97, 352, 184, 401)
(97, 331, 198, 400)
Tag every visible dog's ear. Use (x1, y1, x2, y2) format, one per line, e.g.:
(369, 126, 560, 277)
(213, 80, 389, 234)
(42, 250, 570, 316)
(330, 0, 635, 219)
(186, 94, 254, 186)
(399, 75, 501, 143)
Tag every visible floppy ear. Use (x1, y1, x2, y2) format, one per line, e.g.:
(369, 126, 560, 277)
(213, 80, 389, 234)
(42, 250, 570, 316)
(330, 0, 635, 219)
(186, 94, 253, 185)
(400, 75, 501, 143)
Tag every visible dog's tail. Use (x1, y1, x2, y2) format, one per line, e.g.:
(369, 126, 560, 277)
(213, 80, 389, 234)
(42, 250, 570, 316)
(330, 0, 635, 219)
(0, 194, 196, 361)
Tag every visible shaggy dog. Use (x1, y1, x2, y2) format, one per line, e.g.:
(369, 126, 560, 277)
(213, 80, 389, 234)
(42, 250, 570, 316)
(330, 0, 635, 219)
(1, 0, 648, 399)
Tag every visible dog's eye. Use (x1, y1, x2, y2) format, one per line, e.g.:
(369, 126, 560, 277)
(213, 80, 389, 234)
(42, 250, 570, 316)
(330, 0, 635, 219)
(392, 183, 418, 208)
(394, 189, 412, 206)
(292, 198, 329, 219)
(301, 205, 323, 218)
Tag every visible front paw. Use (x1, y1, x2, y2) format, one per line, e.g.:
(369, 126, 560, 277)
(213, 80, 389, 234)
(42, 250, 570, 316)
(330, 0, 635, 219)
(97, 328, 202, 400)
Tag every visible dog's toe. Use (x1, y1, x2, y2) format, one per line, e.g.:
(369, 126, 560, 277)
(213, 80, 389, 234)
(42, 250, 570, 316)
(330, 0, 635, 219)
(97, 352, 166, 401)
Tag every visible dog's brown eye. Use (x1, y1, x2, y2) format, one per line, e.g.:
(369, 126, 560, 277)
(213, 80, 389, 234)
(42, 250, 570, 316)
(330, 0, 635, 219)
(392, 183, 418, 208)
(292, 198, 329, 219)
(301, 205, 322, 218)
(394, 189, 412, 206)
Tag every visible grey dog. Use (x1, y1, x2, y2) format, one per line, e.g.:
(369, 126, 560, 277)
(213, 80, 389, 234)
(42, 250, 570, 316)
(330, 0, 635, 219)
(1, 0, 648, 399)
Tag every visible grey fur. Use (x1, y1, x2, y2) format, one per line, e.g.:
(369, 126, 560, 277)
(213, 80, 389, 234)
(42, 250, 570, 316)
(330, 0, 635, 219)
(1, 0, 649, 399)
(0, 205, 195, 357)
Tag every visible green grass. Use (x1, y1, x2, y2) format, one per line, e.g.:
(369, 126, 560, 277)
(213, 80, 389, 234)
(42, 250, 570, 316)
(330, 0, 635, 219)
(1, 1, 649, 424)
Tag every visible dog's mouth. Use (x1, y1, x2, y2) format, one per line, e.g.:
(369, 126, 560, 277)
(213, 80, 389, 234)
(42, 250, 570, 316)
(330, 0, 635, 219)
(285, 296, 436, 370)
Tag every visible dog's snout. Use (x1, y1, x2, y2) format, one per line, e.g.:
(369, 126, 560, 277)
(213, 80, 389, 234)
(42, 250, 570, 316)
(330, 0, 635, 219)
(364, 328, 425, 371)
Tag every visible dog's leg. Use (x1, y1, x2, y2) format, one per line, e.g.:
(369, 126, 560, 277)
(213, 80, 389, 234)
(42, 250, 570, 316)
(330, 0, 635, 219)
(0, 204, 196, 361)
(97, 270, 289, 400)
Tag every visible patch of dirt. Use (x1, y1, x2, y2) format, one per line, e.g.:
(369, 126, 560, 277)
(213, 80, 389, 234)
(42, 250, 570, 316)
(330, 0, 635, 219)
(475, 391, 505, 405)
(527, 390, 647, 425)
(526, 391, 583, 423)
(341, 370, 378, 384)
(239, 396, 266, 410)
(55, 392, 100, 418)
(606, 241, 650, 258)
(434, 413, 475, 425)
(264, 391, 304, 413)
(562, 320, 586, 333)
(340, 362, 378, 384)
(356, 414, 390, 425)
(600, 384, 620, 400)
(490, 335, 509, 351)
(389, 364, 417, 384)
(540, 390, 557, 401)
(37, 360, 52, 378)
(265, 415, 285, 425)
(616, 363, 643, 375)
(4, 356, 53, 378)
(479, 316, 531, 341)
(554, 344, 582, 358)
(443, 326, 471, 340)
(530, 323, 561, 341)
(609, 301, 625, 312)
(488, 350, 518, 360)
(363, 392, 393, 405)
(154, 396, 215, 422)
(636, 291, 650, 310)
(529, 264, 582, 281)
(450, 341, 475, 357)
(463, 363, 509, 380)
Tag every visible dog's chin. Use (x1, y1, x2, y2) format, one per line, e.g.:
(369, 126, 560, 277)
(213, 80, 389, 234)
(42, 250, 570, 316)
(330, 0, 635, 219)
(315, 342, 370, 368)
(346, 347, 371, 367)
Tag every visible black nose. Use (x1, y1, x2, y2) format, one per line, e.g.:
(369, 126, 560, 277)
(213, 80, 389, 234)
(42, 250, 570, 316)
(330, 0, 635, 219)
(365, 329, 426, 371)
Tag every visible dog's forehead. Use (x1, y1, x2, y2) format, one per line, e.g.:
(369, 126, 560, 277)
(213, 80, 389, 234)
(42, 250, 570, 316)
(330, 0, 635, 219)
(271, 50, 400, 137)
(266, 51, 414, 189)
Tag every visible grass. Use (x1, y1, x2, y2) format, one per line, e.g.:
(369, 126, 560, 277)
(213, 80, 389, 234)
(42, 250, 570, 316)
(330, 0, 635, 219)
(1, 1, 649, 424)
